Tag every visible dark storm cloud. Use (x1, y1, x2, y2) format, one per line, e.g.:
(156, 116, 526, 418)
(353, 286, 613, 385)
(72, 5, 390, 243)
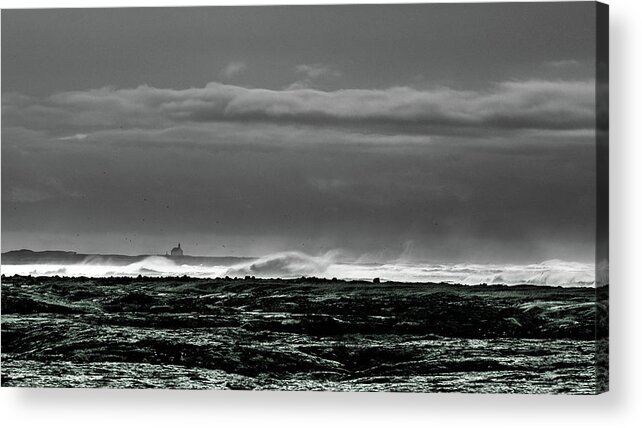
(2, 116, 596, 262)
(2, 79, 595, 138)
(2, 3, 596, 95)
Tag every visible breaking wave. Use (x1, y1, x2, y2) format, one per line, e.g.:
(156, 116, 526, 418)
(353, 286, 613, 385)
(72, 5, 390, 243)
(225, 251, 338, 278)
(324, 259, 595, 287)
(1, 256, 228, 279)
(1, 253, 595, 287)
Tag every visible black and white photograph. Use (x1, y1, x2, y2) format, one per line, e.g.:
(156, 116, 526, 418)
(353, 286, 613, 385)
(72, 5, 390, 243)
(1, 2, 608, 394)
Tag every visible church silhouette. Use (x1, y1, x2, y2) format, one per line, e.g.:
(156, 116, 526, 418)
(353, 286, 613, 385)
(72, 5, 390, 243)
(169, 243, 183, 257)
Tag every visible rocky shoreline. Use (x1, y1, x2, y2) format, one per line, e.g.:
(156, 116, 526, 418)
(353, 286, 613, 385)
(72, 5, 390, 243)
(1, 275, 607, 393)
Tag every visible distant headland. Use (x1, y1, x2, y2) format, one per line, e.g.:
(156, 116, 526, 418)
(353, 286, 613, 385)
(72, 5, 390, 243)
(1, 248, 254, 267)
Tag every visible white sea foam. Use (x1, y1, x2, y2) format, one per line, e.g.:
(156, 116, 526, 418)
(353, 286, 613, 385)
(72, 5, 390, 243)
(0, 252, 595, 287)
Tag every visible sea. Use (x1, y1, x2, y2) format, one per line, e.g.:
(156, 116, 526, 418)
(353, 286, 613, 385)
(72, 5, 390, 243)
(1, 251, 595, 287)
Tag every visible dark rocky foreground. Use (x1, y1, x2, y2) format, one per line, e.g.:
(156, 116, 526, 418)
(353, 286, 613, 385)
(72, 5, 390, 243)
(1, 275, 608, 393)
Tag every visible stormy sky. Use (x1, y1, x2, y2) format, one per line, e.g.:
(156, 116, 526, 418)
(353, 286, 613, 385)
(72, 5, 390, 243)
(1, 3, 599, 263)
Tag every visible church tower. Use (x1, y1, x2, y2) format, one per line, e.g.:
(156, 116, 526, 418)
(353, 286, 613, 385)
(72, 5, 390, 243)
(170, 243, 184, 257)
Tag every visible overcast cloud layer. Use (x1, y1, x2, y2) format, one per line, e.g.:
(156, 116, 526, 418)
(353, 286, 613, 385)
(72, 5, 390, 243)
(3, 79, 595, 137)
(1, 4, 599, 263)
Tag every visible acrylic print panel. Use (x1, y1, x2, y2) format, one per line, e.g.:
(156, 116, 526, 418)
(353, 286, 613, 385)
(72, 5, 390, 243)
(0, 2, 608, 393)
